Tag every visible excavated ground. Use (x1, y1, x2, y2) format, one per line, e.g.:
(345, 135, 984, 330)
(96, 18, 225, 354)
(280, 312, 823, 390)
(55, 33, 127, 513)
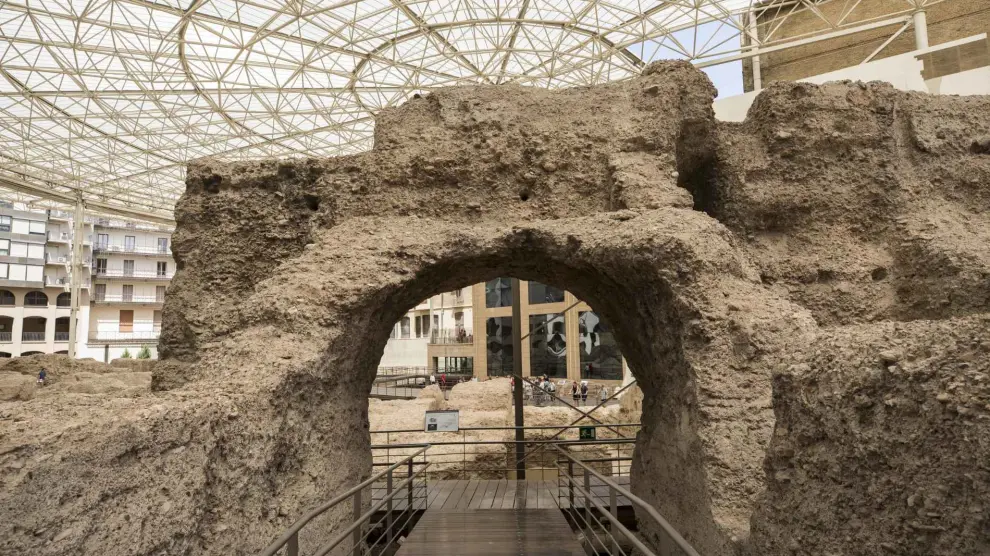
(1, 62, 988, 556)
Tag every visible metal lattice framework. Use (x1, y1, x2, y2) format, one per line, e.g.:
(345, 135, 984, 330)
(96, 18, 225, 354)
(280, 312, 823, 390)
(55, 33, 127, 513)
(0, 0, 946, 221)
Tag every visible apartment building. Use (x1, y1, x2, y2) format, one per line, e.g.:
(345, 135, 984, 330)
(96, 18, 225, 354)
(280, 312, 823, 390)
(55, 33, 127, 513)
(381, 279, 629, 385)
(0, 205, 92, 357)
(0, 204, 173, 360)
(380, 286, 473, 371)
(88, 218, 174, 360)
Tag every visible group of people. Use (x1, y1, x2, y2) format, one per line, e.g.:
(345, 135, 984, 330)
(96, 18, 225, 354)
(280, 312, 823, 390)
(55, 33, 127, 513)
(527, 375, 608, 407)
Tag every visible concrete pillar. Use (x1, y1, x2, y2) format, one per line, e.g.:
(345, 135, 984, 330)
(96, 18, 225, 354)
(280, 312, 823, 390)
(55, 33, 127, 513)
(913, 10, 929, 50)
(68, 195, 84, 358)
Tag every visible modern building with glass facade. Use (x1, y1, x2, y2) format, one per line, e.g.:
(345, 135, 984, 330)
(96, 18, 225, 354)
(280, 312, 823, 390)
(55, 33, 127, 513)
(383, 278, 628, 385)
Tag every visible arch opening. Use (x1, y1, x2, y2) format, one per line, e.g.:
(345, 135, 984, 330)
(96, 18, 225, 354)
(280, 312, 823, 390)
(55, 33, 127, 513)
(22, 316, 47, 343)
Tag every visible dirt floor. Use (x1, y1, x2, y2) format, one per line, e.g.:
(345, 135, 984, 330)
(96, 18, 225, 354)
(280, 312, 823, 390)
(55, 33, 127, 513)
(1, 62, 989, 556)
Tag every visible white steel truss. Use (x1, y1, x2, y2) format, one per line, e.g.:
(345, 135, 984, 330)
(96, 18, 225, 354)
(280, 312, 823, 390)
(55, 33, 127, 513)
(0, 0, 947, 220)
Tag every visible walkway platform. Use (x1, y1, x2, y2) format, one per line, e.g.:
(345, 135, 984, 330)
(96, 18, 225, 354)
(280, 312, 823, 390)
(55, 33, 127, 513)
(374, 477, 631, 511)
(394, 508, 585, 556)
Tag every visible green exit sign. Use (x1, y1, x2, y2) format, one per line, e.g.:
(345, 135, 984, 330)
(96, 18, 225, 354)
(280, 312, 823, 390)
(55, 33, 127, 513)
(579, 426, 596, 440)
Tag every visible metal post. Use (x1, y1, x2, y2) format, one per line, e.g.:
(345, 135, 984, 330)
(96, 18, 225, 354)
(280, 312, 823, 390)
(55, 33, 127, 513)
(568, 461, 575, 509)
(511, 278, 525, 481)
(583, 468, 591, 515)
(67, 194, 84, 358)
(913, 10, 929, 50)
(352, 489, 362, 552)
(386, 469, 394, 544)
(407, 459, 414, 510)
(287, 533, 299, 556)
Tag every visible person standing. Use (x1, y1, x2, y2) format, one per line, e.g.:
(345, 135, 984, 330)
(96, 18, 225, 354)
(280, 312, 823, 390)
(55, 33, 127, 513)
(37, 369, 47, 386)
(571, 381, 579, 405)
(580, 381, 588, 405)
(599, 385, 609, 405)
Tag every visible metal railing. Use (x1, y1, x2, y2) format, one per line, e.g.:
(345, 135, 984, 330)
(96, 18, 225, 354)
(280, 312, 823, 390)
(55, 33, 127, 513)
(0, 332, 11, 342)
(93, 268, 174, 280)
(428, 328, 473, 344)
(92, 294, 164, 305)
(54, 331, 70, 342)
(260, 445, 430, 556)
(554, 445, 700, 556)
(22, 331, 45, 342)
(93, 243, 172, 256)
(88, 330, 160, 342)
(370, 423, 641, 482)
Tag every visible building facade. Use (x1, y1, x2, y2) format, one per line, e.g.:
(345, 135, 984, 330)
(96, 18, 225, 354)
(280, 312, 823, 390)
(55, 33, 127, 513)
(382, 279, 628, 385)
(0, 203, 172, 360)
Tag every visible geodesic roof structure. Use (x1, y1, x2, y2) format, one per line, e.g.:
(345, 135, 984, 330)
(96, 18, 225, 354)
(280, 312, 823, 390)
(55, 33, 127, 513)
(0, 0, 946, 222)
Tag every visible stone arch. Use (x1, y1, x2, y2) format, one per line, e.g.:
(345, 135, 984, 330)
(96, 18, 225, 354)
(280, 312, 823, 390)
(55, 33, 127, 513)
(178, 209, 813, 555)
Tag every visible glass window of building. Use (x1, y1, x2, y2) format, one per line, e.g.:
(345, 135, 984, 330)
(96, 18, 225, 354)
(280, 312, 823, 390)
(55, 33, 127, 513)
(157, 262, 168, 276)
(125, 235, 136, 251)
(528, 282, 565, 304)
(578, 311, 623, 380)
(485, 316, 513, 377)
(400, 316, 411, 338)
(485, 277, 512, 308)
(158, 237, 169, 253)
(0, 216, 10, 232)
(529, 313, 567, 378)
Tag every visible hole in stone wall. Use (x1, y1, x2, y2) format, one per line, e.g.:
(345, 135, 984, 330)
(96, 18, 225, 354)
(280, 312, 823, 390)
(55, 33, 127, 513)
(871, 267, 888, 281)
(519, 189, 531, 202)
(303, 194, 321, 211)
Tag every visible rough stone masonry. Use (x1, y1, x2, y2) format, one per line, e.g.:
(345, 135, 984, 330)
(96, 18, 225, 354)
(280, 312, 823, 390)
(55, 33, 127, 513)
(1, 62, 988, 556)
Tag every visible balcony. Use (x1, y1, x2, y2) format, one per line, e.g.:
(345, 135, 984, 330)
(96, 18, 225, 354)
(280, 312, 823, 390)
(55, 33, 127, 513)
(92, 218, 173, 233)
(429, 328, 474, 345)
(88, 330, 160, 345)
(93, 269, 174, 281)
(45, 252, 68, 265)
(46, 231, 70, 243)
(22, 331, 45, 343)
(93, 243, 172, 257)
(44, 276, 91, 288)
(55, 331, 69, 342)
(92, 294, 164, 306)
(0, 332, 10, 343)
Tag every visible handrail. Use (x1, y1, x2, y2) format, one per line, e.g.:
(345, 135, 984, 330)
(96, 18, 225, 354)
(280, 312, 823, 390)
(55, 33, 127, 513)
(553, 444, 701, 556)
(258, 444, 429, 556)
(371, 422, 642, 434)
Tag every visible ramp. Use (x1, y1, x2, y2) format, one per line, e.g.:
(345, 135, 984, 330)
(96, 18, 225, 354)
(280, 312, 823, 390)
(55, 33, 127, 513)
(394, 508, 585, 556)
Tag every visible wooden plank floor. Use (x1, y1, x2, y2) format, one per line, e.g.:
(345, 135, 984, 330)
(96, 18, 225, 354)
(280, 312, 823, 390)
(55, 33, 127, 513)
(372, 477, 631, 511)
(394, 509, 585, 556)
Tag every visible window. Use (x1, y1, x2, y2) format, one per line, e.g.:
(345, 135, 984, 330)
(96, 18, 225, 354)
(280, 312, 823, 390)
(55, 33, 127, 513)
(96, 258, 107, 273)
(153, 310, 162, 331)
(156, 286, 166, 302)
(8, 264, 25, 281)
(124, 235, 136, 251)
(0, 290, 13, 306)
(157, 261, 167, 276)
(25, 291, 48, 306)
(10, 242, 26, 257)
(529, 313, 567, 378)
(0, 216, 10, 232)
(454, 311, 465, 330)
(158, 237, 169, 253)
(421, 315, 431, 337)
(485, 277, 513, 308)
(433, 314, 439, 332)
(123, 260, 134, 276)
(119, 310, 134, 333)
(389, 324, 397, 339)
(27, 244, 43, 259)
(25, 265, 42, 283)
(28, 221, 45, 235)
(56, 292, 71, 307)
(578, 311, 623, 380)
(11, 219, 28, 235)
(529, 282, 565, 304)
(0, 264, 7, 279)
(485, 317, 513, 377)
(415, 315, 422, 338)
(400, 316, 411, 338)
(97, 234, 109, 249)
(0, 239, 8, 256)
(94, 284, 106, 302)
(122, 285, 133, 302)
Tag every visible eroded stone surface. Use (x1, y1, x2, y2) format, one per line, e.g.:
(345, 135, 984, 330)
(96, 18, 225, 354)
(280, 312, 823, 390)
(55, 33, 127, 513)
(2, 64, 989, 556)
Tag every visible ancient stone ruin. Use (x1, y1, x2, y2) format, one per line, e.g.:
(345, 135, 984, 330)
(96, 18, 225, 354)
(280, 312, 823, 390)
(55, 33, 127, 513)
(2, 61, 988, 556)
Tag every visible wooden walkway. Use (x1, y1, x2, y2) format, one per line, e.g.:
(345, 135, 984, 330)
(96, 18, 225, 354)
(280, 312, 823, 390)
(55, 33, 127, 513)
(373, 477, 631, 511)
(394, 509, 585, 556)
